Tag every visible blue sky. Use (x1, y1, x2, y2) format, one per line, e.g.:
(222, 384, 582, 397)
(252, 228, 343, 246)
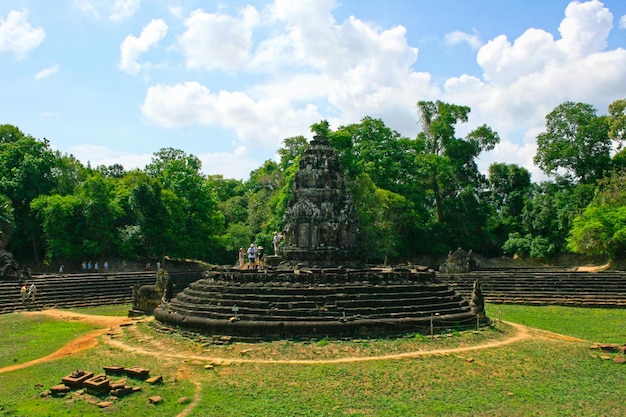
(1, 0, 625, 181)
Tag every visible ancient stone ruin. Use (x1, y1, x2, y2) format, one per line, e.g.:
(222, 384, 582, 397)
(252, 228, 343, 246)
(0, 248, 30, 282)
(281, 134, 359, 264)
(439, 247, 479, 273)
(154, 134, 488, 339)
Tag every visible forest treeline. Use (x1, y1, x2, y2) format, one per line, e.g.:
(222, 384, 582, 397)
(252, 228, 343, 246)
(1, 99, 625, 269)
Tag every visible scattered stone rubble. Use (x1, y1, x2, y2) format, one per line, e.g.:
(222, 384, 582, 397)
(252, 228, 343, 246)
(589, 343, 626, 364)
(43, 365, 167, 408)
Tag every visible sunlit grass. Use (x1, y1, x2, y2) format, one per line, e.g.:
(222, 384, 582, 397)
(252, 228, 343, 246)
(0, 314, 99, 368)
(488, 303, 626, 343)
(1, 304, 625, 416)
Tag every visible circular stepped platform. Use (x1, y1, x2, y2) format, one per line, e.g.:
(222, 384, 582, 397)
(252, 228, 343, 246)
(154, 267, 481, 340)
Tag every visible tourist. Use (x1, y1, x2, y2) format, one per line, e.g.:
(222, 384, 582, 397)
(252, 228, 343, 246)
(257, 246, 265, 266)
(157, 261, 161, 271)
(81, 261, 87, 273)
(20, 283, 28, 303)
(59, 265, 64, 274)
(27, 283, 37, 302)
(104, 260, 109, 272)
(87, 260, 92, 272)
(247, 243, 257, 265)
(273, 231, 283, 255)
(238, 248, 245, 269)
(146, 262, 151, 271)
(94, 262, 99, 273)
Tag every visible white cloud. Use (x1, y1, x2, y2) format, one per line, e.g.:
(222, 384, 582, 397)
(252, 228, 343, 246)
(109, 0, 141, 22)
(68, 144, 152, 171)
(444, 0, 626, 183)
(619, 14, 626, 29)
(141, 82, 322, 148)
(557, 0, 612, 59)
(35, 64, 59, 80)
(139, 0, 625, 182)
(0, 9, 45, 59)
(198, 147, 260, 180)
(444, 30, 482, 49)
(75, 0, 140, 22)
(118, 19, 167, 75)
(71, 140, 268, 181)
(178, 6, 260, 71)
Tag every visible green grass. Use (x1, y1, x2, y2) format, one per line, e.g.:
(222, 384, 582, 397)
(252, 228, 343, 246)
(488, 303, 626, 343)
(0, 314, 100, 368)
(65, 303, 132, 316)
(0, 303, 625, 416)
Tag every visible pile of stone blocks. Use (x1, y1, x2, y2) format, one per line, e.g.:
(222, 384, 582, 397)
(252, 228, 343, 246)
(48, 365, 161, 398)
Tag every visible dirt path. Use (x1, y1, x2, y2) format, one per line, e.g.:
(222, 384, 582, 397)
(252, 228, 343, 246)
(0, 309, 585, 369)
(0, 309, 145, 374)
(107, 321, 536, 365)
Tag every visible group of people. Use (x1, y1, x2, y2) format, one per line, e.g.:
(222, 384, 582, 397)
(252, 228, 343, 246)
(237, 232, 285, 269)
(238, 243, 265, 269)
(20, 282, 37, 303)
(81, 260, 110, 273)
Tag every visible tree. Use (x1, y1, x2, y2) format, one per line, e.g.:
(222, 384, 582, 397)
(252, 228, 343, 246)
(0, 194, 15, 249)
(502, 180, 595, 258)
(608, 98, 626, 142)
(128, 180, 170, 260)
(0, 124, 77, 261)
(567, 170, 626, 261)
(145, 148, 224, 261)
(32, 171, 124, 263)
(416, 100, 499, 223)
(487, 163, 532, 250)
(534, 101, 612, 184)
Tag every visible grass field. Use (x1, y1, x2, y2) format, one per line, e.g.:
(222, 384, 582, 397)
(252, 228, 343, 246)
(0, 303, 625, 416)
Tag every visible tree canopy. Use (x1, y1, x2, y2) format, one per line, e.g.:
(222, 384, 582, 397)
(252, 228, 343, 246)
(1, 98, 625, 268)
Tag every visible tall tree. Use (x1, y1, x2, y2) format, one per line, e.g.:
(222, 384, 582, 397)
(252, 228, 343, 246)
(416, 100, 499, 223)
(534, 101, 611, 184)
(0, 124, 77, 261)
(145, 148, 224, 261)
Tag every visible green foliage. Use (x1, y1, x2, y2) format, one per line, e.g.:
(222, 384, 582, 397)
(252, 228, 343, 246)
(0, 124, 77, 261)
(487, 163, 532, 252)
(567, 170, 626, 260)
(608, 98, 626, 142)
(144, 148, 225, 261)
(0, 194, 15, 248)
(3, 97, 626, 266)
(534, 101, 612, 184)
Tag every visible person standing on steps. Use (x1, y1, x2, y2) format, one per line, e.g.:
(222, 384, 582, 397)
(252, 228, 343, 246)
(20, 283, 28, 303)
(238, 248, 245, 269)
(27, 283, 37, 302)
(257, 246, 265, 267)
(273, 231, 284, 255)
(247, 243, 257, 266)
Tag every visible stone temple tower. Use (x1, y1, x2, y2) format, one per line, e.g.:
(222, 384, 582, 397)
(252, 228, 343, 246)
(281, 134, 359, 264)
